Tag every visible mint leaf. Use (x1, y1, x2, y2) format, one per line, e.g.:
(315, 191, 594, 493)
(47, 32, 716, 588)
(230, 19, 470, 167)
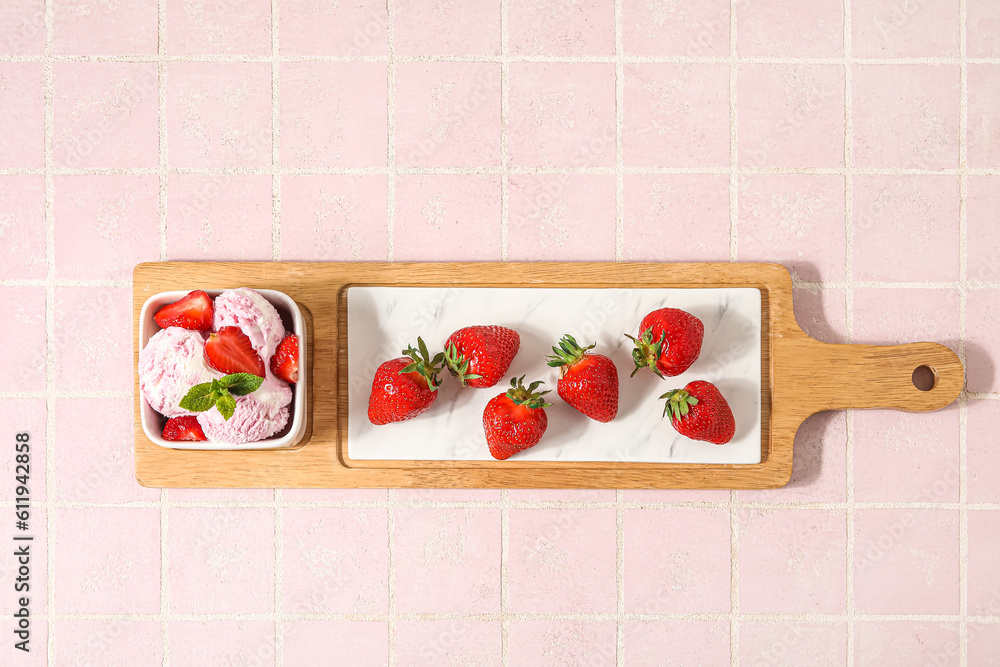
(179, 381, 219, 412)
(221, 372, 264, 396)
(216, 393, 236, 421)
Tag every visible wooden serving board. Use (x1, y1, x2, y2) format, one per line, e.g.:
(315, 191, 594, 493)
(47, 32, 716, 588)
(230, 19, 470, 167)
(133, 262, 964, 489)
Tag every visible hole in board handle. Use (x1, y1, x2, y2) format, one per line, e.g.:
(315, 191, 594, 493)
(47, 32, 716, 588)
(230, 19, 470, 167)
(912, 365, 938, 392)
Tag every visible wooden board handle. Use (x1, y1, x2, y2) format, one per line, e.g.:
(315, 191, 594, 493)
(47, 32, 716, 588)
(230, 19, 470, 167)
(796, 340, 964, 413)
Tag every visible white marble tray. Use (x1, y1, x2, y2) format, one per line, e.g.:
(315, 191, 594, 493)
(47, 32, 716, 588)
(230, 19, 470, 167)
(346, 287, 762, 464)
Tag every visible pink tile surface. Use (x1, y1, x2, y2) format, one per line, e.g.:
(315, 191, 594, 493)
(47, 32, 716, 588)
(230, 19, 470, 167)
(169, 508, 274, 614)
(0, 175, 45, 278)
(280, 62, 387, 168)
(508, 508, 617, 613)
(507, 174, 616, 260)
(735, 0, 843, 56)
(740, 622, 848, 667)
(852, 0, 960, 57)
(53, 507, 160, 614)
(395, 62, 501, 168)
(0, 398, 46, 505)
(166, 62, 272, 167)
(0, 0, 45, 55)
(168, 620, 275, 666)
(55, 397, 158, 504)
(0, 286, 45, 392)
(53, 62, 159, 168)
(738, 174, 846, 280)
(507, 0, 614, 56)
(623, 0, 729, 56)
(54, 0, 158, 55)
(738, 65, 845, 168)
(280, 175, 388, 261)
(166, 0, 271, 55)
(54, 175, 160, 280)
(739, 509, 847, 614)
(509, 620, 617, 665)
(54, 621, 162, 665)
(0, 507, 45, 615)
(394, 0, 500, 56)
(281, 507, 388, 614)
(508, 63, 615, 167)
(393, 174, 501, 260)
(968, 510, 1000, 615)
(623, 63, 730, 168)
(167, 174, 274, 260)
(852, 65, 959, 169)
(54, 286, 134, 391)
(623, 174, 730, 262)
(395, 620, 501, 665)
(852, 175, 960, 282)
(853, 407, 960, 503)
(625, 508, 731, 614)
(856, 621, 960, 667)
(282, 620, 389, 666)
(854, 509, 959, 614)
(279, 0, 387, 56)
(3, 4, 996, 663)
(394, 507, 500, 613)
(0, 63, 43, 168)
(624, 620, 730, 665)
(968, 400, 1000, 503)
(968, 65, 1000, 168)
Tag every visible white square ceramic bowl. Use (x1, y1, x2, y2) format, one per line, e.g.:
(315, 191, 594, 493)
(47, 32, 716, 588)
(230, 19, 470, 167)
(138, 288, 307, 450)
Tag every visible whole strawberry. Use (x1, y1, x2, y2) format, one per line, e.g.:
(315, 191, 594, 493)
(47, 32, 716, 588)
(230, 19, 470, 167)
(546, 334, 619, 422)
(625, 307, 704, 378)
(368, 338, 444, 425)
(483, 376, 552, 460)
(444, 325, 520, 388)
(660, 380, 735, 445)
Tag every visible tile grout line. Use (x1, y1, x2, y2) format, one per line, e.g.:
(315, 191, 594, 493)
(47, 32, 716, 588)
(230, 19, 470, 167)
(958, 1, 969, 664)
(499, 0, 509, 262)
(4, 53, 1000, 65)
(386, 0, 395, 263)
(843, 0, 855, 661)
(387, 488, 396, 667)
(615, 0, 625, 658)
(500, 488, 509, 666)
(157, 0, 169, 663)
(727, 0, 738, 266)
(614, 0, 624, 264)
(728, 4, 739, 665)
(616, 490, 625, 667)
(271, 1, 283, 664)
(43, 0, 55, 664)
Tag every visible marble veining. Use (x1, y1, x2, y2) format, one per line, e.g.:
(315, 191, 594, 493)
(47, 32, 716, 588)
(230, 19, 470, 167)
(347, 287, 762, 464)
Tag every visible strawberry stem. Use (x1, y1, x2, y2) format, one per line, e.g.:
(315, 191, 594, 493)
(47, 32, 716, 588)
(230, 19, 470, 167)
(399, 337, 445, 391)
(443, 342, 483, 386)
(625, 328, 667, 379)
(505, 375, 553, 409)
(659, 388, 699, 420)
(545, 334, 595, 369)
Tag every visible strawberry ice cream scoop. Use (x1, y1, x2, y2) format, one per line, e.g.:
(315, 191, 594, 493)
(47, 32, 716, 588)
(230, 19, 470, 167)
(213, 288, 286, 361)
(196, 379, 292, 445)
(139, 327, 222, 418)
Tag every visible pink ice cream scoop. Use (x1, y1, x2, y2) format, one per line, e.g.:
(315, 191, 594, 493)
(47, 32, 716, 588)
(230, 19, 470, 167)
(196, 381, 292, 445)
(213, 288, 286, 361)
(139, 327, 222, 418)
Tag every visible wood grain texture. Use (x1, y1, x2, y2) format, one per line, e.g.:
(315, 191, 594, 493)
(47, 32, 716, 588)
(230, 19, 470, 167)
(133, 262, 964, 489)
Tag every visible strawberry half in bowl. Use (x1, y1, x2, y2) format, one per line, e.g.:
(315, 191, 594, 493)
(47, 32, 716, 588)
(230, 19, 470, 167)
(137, 288, 307, 450)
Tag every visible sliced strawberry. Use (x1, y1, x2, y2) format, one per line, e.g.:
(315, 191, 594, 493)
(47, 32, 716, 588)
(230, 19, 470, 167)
(204, 326, 266, 377)
(270, 334, 299, 383)
(162, 416, 207, 441)
(154, 290, 214, 331)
